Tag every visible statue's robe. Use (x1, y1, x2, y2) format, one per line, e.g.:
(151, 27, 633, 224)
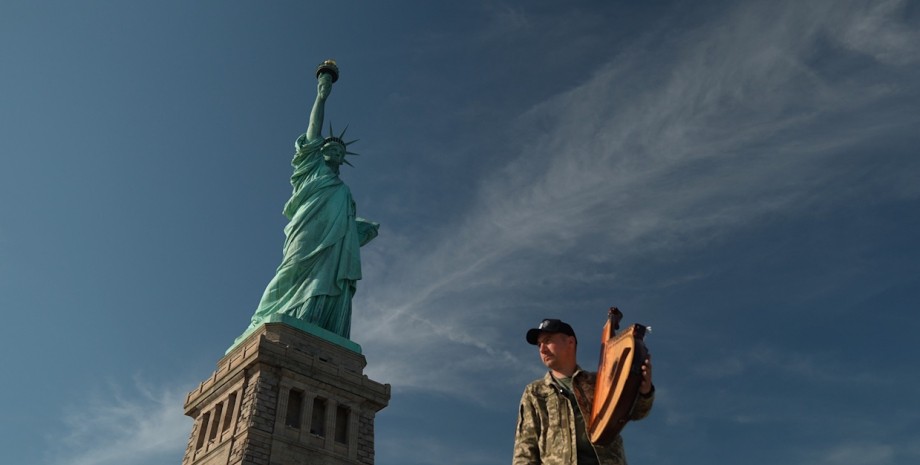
(244, 134, 377, 339)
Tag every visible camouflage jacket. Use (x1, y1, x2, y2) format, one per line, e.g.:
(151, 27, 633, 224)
(512, 368, 654, 465)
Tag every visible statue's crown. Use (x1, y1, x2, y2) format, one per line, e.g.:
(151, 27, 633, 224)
(323, 123, 359, 166)
(324, 135, 346, 146)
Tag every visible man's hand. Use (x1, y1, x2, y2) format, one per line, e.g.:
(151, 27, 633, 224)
(639, 354, 653, 395)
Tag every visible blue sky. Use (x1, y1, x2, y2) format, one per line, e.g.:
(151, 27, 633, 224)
(2, 1, 919, 464)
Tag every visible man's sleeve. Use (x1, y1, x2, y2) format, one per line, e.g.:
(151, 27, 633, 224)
(629, 385, 655, 421)
(512, 389, 541, 465)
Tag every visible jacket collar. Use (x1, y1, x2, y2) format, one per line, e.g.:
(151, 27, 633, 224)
(542, 365, 586, 385)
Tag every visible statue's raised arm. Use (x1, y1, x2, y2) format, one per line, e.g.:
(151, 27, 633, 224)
(306, 60, 338, 142)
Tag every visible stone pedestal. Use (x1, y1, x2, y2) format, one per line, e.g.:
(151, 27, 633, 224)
(181, 323, 390, 465)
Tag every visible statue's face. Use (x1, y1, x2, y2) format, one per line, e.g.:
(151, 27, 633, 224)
(322, 143, 345, 165)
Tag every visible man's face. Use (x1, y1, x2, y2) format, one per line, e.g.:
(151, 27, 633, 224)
(536, 332, 576, 371)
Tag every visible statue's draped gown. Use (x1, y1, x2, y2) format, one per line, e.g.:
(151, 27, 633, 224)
(244, 134, 378, 339)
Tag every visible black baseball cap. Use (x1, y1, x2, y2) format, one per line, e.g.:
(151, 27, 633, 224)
(526, 319, 577, 345)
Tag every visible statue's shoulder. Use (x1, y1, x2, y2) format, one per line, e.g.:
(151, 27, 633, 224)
(295, 134, 324, 152)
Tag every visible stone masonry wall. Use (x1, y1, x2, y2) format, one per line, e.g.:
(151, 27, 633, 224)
(356, 413, 376, 465)
(184, 324, 389, 465)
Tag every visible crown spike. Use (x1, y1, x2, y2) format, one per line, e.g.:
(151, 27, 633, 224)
(345, 139, 359, 146)
(342, 159, 354, 167)
(339, 125, 349, 140)
(345, 151, 360, 156)
(328, 122, 334, 138)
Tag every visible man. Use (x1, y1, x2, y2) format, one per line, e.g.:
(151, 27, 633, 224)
(513, 319, 654, 465)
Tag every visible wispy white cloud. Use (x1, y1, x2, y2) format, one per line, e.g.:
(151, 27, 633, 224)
(46, 377, 191, 465)
(804, 439, 920, 465)
(831, 0, 920, 66)
(355, 0, 920, 400)
(818, 443, 895, 465)
(656, 338, 920, 444)
(690, 345, 887, 385)
(378, 430, 506, 465)
(481, 3, 531, 37)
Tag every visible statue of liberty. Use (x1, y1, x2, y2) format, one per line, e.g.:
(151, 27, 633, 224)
(233, 61, 378, 349)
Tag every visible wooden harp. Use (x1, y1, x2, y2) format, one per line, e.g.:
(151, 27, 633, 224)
(588, 307, 649, 444)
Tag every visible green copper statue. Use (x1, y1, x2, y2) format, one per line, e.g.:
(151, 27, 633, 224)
(234, 60, 378, 347)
